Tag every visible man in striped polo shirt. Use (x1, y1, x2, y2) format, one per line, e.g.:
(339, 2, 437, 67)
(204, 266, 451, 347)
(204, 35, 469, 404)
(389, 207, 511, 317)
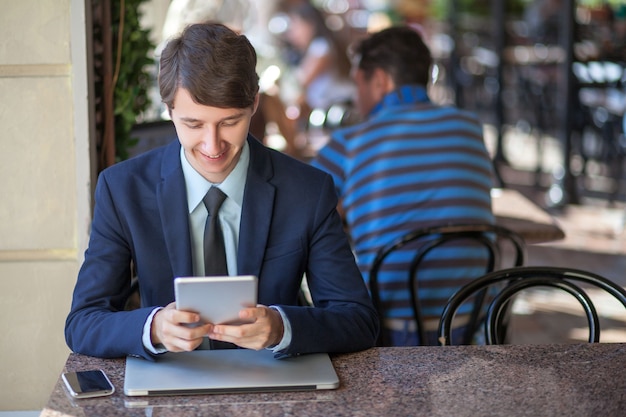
(312, 26, 495, 346)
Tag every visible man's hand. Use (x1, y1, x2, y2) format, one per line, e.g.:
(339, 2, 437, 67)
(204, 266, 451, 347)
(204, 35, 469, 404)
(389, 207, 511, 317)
(151, 302, 212, 352)
(207, 305, 284, 350)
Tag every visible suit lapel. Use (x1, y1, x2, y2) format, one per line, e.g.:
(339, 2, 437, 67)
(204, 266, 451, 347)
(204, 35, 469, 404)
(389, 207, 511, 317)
(157, 141, 194, 278)
(238, 137, 275, 277)
(154, 137, 275, 278)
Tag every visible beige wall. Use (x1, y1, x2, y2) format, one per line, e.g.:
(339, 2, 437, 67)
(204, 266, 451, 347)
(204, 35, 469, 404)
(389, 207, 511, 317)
(0, 0, 93, 410)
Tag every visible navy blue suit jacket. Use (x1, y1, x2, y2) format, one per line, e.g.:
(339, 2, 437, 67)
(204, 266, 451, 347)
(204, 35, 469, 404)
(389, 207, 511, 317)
(65, 136, 378, 359)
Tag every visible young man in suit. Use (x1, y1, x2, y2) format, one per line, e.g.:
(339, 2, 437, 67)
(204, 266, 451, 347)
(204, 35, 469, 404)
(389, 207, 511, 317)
(65, 22, 378, 359)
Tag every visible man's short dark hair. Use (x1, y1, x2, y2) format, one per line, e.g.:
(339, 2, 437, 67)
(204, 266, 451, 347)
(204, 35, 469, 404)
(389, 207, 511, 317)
(159, 22, 259, 110)
(354, 26, 432, 86)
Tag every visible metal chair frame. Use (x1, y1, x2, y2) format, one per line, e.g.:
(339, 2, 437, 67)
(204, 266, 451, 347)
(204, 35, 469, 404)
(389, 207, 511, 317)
(369, 223, 525, 346)
(438, 266, 626, 345)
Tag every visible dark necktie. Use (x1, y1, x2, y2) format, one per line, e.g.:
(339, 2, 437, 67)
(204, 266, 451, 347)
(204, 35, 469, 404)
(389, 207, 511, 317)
(203, 187, 228, 276)
(200, 187, 236, 350)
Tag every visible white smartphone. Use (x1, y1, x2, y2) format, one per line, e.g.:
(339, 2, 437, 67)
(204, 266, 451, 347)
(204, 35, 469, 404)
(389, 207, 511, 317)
(62, 369, 115, 399)
(174, 275, 258, 325)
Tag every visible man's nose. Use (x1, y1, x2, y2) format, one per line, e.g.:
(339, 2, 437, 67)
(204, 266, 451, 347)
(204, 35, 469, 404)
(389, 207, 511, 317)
(201, 127, 220, 155)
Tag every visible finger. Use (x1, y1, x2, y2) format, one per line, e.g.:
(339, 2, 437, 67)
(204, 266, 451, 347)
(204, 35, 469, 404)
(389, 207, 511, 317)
(209, 307, 282, 350)
(211, 307, 268, 339)
(237, 306, 265, 322)
(153, 307, 210, 351)
(162, 323, 211, 352)
(170, 308, 203, 326)
(209, 325, 266, 350)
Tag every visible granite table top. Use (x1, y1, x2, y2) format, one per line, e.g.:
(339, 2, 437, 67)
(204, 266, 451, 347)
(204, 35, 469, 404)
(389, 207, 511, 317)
(41, 343, 626, 417)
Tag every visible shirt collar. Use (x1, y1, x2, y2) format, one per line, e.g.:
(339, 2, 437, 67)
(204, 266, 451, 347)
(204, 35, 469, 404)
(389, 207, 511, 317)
(180, 140, 250, 213)
(369, 84, 430, 117)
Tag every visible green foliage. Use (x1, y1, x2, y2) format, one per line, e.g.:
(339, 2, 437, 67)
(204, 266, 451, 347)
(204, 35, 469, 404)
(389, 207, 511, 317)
(430, 0, 531, 19)
(110, 0, 155, 162)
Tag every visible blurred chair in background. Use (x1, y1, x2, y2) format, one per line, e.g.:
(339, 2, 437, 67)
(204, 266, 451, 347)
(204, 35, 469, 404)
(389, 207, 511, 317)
(439, 266, 626, 345)
(369, 224, 525, 346)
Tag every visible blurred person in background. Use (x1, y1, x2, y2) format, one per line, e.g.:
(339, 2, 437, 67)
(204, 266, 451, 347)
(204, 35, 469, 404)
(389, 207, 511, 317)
(283, 1, 354, 113)
(312, 26, 495, 346)
(280, 1, 356, 156)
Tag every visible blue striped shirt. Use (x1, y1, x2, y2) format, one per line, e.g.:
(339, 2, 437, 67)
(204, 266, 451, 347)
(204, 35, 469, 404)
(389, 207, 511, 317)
(312, 85, 495, 320)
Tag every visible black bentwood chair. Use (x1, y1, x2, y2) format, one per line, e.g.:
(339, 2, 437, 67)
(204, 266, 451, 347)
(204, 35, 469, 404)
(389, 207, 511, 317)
(438, 266, 626, 346)
(369, 223, 526, 346)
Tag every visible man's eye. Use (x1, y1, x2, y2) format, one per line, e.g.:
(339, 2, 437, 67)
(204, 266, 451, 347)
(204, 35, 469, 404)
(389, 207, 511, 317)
(186, 124, 202, 129)
(221, 119, 239, 127)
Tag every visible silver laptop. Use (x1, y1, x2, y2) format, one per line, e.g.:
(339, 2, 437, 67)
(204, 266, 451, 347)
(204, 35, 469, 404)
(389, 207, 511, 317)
(124, 349, 339, 396)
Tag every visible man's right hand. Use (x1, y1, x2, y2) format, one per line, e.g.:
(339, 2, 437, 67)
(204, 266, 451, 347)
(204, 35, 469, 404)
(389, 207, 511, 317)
(150, 302, 212, 352)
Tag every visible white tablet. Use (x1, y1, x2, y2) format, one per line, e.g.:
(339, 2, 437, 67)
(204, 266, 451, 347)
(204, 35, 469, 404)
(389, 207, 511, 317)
(174, 275, 258, 325)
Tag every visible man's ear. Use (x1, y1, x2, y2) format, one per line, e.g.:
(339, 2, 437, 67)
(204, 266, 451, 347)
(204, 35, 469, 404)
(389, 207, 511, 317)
(164, 102, 173, 119)
(373, 67, 395, 93)
(371, 68, 396, 102)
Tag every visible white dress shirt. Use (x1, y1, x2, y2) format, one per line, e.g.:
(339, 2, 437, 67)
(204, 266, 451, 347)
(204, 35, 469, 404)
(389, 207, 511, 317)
(182, 143, 247, 276)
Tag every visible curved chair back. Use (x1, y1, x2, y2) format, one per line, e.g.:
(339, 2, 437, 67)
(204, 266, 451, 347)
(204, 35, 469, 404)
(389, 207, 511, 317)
(438, 266, 626, 345)
(369, 223, 526, 346)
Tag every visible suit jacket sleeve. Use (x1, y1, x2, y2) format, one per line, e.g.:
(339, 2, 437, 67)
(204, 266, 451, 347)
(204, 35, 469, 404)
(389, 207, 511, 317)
(65, 170, 157, 359)
(65, 142, 191, 360)
(239, 142, 379, 354)
(279, 173, 379, 354)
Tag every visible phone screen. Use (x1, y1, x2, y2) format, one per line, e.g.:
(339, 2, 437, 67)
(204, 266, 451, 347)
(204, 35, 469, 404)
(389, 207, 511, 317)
(63, 370, 115, 398)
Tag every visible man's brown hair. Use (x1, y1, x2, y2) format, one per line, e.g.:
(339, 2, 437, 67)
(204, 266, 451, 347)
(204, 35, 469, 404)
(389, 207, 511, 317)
(159, 22, 259, 110)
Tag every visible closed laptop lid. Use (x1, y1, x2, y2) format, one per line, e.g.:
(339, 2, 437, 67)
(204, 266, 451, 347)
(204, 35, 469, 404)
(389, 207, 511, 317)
(124, 349, 340, 396)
